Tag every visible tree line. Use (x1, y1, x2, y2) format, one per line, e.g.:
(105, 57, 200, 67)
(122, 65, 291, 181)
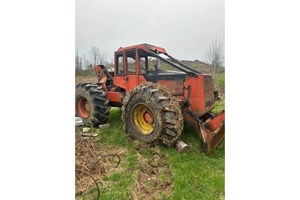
(75, 46, 113, 76)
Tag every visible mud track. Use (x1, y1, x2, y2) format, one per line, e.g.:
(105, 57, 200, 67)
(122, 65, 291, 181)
(132, 143, 173, 200)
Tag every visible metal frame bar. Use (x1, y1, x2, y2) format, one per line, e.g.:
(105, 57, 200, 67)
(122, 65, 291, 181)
(146, 50, 199, 77)
(165, 53, 202, 75)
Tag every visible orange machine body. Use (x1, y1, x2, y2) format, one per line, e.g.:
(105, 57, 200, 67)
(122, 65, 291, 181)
(95, 43, 224, 155)
(96, 43, 215, 116)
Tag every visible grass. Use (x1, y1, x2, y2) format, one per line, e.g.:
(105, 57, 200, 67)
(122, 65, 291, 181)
(215, 73, 225, 94)
(77, 98, 225, 200)
(159, 98, 225, 199)
(212, 96, 225, 114)
(160, 122, 225, 200)
(76, 109, 137, 200)
(100, 173, 134, 199)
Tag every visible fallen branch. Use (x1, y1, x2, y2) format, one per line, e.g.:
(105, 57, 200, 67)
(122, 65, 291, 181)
(76, 169, 100, 200)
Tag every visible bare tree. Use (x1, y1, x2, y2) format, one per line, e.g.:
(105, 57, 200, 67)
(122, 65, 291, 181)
(89, 46, 101, 66)
(100, 52, 108, 65)
(81, 54, 90, 69)
(79, 57, 83, 70)
(75, 49, 80, 70)
(205, 38, 224, 86)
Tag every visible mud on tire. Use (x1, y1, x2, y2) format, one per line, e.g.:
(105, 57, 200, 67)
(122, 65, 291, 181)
(121, 82, 183, 146)
(76, 83, 110, 127)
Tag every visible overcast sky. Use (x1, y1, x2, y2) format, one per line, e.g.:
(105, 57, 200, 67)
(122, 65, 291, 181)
(76, 0, 224, 62)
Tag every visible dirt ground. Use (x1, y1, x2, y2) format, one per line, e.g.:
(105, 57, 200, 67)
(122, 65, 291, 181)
(75, 126, 173, 200)
(132, 143, 173, 200)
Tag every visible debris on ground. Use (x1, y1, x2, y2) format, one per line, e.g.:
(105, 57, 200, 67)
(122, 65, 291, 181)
(98, 123, 110, 129)
(132, 142, 173, 200)
(75, 117, 83, 126)
(75, 136, 124, 199)
(82, 127, 90, 133)
(81, 132, 99, 137)
(175, 140, 191, 153)
(75, 118, 173, 200)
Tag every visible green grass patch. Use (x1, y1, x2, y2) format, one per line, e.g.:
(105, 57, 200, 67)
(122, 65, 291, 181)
(160, 122, 225, 200)
(100, 172, 134, 199)
(76, 172, 134, 200)
(212, 97, 225, 114)
(215, 73, 225, 94)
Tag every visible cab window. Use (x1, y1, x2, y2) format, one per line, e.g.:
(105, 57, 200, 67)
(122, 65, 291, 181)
(126, 50, 136, 74)
(139, 57, 146, 74)
(116, 53, 124, 75)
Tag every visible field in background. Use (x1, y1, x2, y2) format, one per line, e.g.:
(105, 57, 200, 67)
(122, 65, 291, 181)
(76, 75, 98, 85)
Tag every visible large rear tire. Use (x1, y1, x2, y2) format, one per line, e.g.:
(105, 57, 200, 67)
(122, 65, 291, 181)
(75, 83, 110, 127)
(121, 82, 183, 146)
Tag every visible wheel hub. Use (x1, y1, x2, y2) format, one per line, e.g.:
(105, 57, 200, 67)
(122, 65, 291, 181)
(77, 97, 91, 118)
(132, 104, 155, 135)
(143, 112, 154, 124)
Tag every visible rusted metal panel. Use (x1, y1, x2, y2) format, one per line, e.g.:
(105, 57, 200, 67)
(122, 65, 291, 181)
(184, 75, 215, 116)
(203, 111, 225, 131)
(107, 91, 123, 104)
(157, 79, 184, 96)
(114, 76, 126, 89)
(203, 75, 215, 112)
(125, 74, 138, 91)
(183, 108, 225, 155)
(199, 111, 225, 155)
(117, 43, 167, 54)
(185, 76, 206, 116)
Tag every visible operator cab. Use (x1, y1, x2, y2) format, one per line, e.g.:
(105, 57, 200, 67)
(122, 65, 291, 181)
(114, 43, 201, 83)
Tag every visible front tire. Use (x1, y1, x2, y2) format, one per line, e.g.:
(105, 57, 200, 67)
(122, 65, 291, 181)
(75, 83, 110, 127)
(121, 82, 183, 146)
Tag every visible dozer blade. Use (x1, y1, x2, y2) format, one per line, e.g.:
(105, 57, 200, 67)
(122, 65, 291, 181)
(199, 111, 225, 155)
(183, 110, 225, 155)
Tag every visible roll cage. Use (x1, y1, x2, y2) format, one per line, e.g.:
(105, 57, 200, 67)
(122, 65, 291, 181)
(114, 44, 201, 77)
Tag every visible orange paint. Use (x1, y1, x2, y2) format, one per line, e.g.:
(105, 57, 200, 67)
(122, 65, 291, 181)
(107, 91, 123, 103)
(157, 80, 184, 96)
(205, 111, 225, 131)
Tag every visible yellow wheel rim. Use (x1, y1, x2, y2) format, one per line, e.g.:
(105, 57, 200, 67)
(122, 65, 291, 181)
(132, 104, 155, 135)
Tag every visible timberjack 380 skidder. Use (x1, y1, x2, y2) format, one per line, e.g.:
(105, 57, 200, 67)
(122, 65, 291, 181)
(75, 44, 225, 155)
